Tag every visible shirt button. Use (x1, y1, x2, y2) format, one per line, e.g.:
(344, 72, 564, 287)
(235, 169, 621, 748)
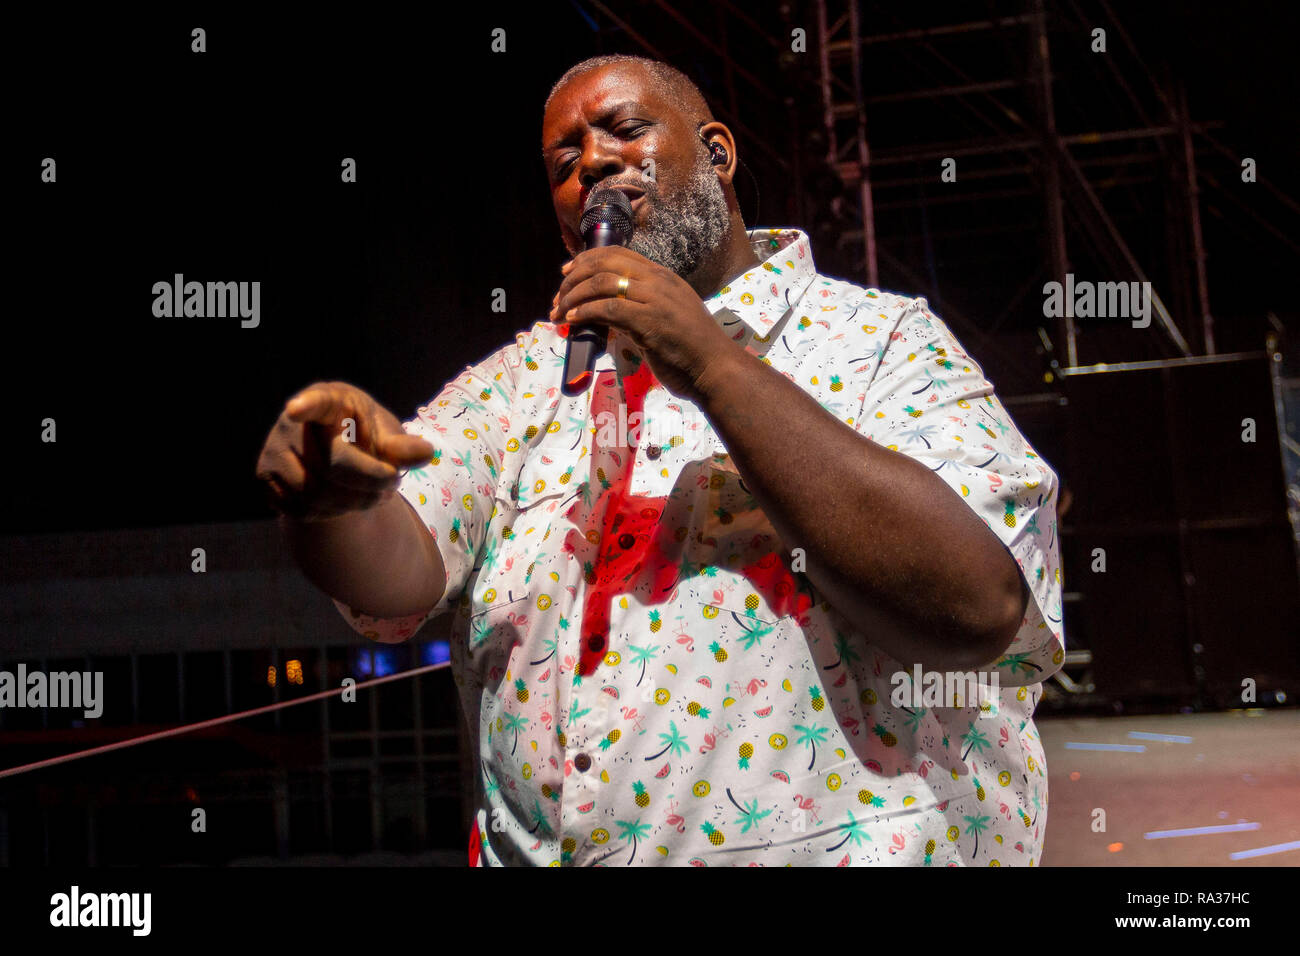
(645, 445, 661, 460)
(618, 533, 635, 550)
(573, 753, 592, 772)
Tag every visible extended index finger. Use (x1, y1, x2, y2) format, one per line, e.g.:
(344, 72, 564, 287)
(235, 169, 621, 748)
(285, 384, 353, 425)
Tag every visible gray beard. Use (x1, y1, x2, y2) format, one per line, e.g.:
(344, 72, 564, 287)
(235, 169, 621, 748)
(625, 154, 731, 278)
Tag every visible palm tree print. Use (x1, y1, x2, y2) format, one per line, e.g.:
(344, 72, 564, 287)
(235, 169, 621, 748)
(646, 721, 689, 761)
(964, 813, 992, 856)
(961, 722, 991, 761)
(503, 711, 530, 756)
(627, 643, 661, 686)
(825, 809, 870, 852)
(726, 787, 773, 834)
(615, 817, 652, 864)
(824, 630, 861, 670)
(793, 722, 829, 771)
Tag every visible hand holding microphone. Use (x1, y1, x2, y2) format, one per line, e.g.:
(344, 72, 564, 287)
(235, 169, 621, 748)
(561, 188, 636, 395)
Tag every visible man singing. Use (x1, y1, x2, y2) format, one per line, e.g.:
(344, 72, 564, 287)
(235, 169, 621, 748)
(256, 54, 1065, 866)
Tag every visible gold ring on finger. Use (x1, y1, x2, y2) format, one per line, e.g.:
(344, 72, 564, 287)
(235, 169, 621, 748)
(616, 276, 630, 299)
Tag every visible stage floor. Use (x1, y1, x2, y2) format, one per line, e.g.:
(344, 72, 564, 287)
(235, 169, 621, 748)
(1037, 709, 1299, 866)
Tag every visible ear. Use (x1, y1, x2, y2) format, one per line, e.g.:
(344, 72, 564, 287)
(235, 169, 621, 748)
(698, 121, 738, 185)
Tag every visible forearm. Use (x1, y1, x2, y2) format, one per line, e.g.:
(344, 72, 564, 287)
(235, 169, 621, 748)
(280, 492, 445, 618)
(695, 350, 1025, 671)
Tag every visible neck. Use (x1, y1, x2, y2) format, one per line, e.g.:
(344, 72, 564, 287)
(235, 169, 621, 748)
(684, 222, 761, 299)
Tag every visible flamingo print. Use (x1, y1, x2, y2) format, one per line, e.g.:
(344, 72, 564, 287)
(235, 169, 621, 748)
(665, 798, 686, 833)
(793, 794, 822, 825)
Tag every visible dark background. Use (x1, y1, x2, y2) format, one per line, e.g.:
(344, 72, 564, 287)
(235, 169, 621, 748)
(9, 1, 1299, 533)
(3, 1, 1298, 866)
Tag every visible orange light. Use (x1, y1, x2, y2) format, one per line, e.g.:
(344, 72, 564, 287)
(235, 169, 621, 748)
(1069, 771, 1081, 781)
(286, 659, 303, 685)
(266, 665, 277, 687)
(1108, 842, 1124, 853)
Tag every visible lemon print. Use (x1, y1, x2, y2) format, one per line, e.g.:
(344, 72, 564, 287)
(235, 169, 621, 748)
(1052, 648, 1064, 665)
(723, 697, 735, 708)
(496, 717, 503, 732)
(586, 530, 600, 544)
(998, 771, 1012, 787)
(418, 493, 426, 505)
(656, 846, 668, 857)
(665, 664, 677, 675)
(957, 399, 970, 408)
(860, 688, 877, 705)
(522, 763, 532, 779)
(826, 773, 842, 791)
(1017, 686, 1028, 701)
(483, 588, 497, 604)
(862, 324, 877, 333)
(768, 733, 788, 750)
(604, 651, 621, 667)
(951, 768, 960, 781)
(599, 769, 609, 783)
(591, 828, 609, 844)
(989, 859, 1001, 867)
(547, 421, 561, 433)
(902, 795, 916, 807)
(960, 484, 970, 497)
(834, 748, 846, 760)
(1027, 755, 1037, 772)
(702, 606, 719, 619)
(692, 780, 711, 797)
(994, 834, 1003, 844)
(463, 428, 478, 440)
(530, 740, 537, 752)
(654, 688, 670, 705)
(537, 594, 552, 611)
(618, 596, 629, 609)
(462, 494, 474, 511)
(946, 826, 960, 842)
(740, 293, 754, 305)
(506, 438, 520, 452)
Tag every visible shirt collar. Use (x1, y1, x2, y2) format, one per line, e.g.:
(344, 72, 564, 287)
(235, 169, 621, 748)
(705, 228, 819, 337)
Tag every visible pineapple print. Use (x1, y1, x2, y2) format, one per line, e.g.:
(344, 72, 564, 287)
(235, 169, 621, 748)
(829, 374, 843, 392)
(857, 789, 874, 805)
(541, 783, 555, 800)
(872, 723, 897, 747)
(809, 686, 825, 712)
(974, 776, 986, 801)
(524, 425, 539, 441)
(924, 838, 936, 866)
(686, 701, 711, 719)
(713, 507, 733, 525)
(600, 728, 621, 751)
(1003, 500, 1017, 528)
(514, 678, 529, 703)
(738, 742, 753, 770)
(525, 355, 539, 371)
(633, 780, 649, 808)
(649, 610, 662, 633)
(701, 822, 725, 846)
(903, 404, 923, 418)
(583, 561, 596, 585)
(448, 518, 461, 544)
(709, 641, 728, 662)
(479, 388, 492, 401)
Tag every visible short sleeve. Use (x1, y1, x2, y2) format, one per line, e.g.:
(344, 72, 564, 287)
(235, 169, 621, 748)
(852, 297, 1066, 686)
(332, 338, 521, 643)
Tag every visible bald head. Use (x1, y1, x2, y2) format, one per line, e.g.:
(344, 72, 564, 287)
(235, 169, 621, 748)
(545, 55, 714, 130)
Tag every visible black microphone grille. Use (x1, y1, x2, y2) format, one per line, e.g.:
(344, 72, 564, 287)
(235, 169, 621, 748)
(580, 188, 635, 240)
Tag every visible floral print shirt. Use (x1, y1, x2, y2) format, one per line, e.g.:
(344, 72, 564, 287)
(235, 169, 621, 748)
(333, 228, 1066, 866)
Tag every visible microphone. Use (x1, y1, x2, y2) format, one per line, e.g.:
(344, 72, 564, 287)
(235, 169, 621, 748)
(562, 188, 635, 395)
